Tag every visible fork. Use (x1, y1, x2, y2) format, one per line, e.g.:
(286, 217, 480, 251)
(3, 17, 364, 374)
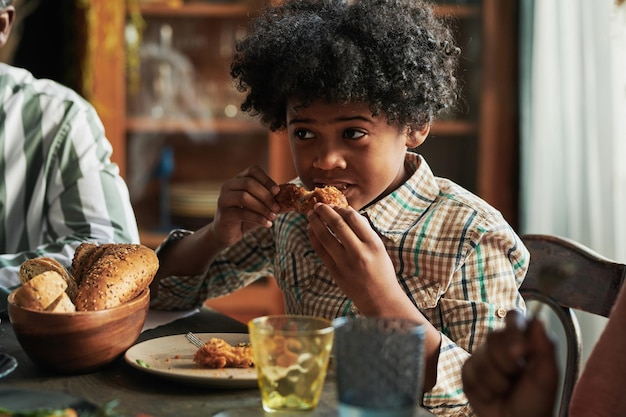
(185, 332, 205, 348)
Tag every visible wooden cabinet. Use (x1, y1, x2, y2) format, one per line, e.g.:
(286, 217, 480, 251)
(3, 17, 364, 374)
(87, 0, 519, 320)
(124, 1, 296, 234)
(426, 1, 520, 228)
(88, 0, 291, 322)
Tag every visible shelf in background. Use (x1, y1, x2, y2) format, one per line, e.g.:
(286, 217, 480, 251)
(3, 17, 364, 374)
(126, 116, 267, 135)
(140, 230, 169, 250)
(126, 117, 475, 137)
(137, 1, 480, 19)
(137, 1, 254, 18)
(434, 4, 481, 18)
(431, 119, 478, 136)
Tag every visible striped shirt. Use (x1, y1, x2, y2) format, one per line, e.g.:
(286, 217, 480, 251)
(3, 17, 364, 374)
(0, 64, 139, 293)
(152, 152, 529, 416)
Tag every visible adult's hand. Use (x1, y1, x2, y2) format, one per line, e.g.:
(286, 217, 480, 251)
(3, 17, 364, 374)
(462, 309, 558, 417)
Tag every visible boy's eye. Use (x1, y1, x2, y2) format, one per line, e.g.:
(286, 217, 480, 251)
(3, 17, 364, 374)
(294, 129, 315, 140)
(343, 129, 366, 140)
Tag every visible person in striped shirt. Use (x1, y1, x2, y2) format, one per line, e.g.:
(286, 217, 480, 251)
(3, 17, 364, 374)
(149, 0, 529, 414)
(0, 0, 139, 304)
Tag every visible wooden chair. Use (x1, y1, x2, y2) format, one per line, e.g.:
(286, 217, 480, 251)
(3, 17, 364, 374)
(520, 234, 626, 417)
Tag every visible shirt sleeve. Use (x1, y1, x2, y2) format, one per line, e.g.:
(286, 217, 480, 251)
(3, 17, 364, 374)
(150, 229, 203, 310)
(53, 99, 140, 246)
(150, 227, 276, 310)
(0, 97, 139, 293)
(422, 224, 529, 416)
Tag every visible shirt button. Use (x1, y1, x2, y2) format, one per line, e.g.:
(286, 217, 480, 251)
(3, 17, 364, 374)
(496, 307, 508, 318)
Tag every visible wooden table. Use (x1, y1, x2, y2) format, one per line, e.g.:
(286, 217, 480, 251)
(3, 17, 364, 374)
(0, 308, 434, 417)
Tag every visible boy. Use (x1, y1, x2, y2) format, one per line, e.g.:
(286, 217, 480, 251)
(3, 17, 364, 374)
(151, 0, 528, 414)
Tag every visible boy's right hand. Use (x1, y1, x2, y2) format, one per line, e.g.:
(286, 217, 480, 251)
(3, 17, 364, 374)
(208, 165, 280, 248)
(461, 309, 559, 417)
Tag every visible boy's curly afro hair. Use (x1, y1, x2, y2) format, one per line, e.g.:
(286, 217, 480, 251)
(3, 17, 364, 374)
(230, 0, 460, 132)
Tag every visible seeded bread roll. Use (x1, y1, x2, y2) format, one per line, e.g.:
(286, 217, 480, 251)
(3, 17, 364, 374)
(74, 244, 159, 311)
(19, 257, 78, 301)
(13, 271, 69, 311)
(71, 243, 113, 286)
(71, 243, 97, 285)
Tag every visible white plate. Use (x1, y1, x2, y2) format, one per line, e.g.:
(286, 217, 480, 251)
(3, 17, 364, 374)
(124, 333, 258, 388)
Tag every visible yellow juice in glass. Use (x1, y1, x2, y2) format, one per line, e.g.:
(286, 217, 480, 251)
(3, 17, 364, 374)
(249, 315, 334, 412)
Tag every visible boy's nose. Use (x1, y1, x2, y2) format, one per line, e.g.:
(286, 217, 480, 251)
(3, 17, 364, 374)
(312, 146, 347, 170)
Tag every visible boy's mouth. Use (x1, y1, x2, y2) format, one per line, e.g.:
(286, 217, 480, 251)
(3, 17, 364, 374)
(313, 183, 349, 192)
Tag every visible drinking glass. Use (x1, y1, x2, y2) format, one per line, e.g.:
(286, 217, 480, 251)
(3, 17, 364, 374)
(248, 315, 334, 412)
(332, 316, 426, 417)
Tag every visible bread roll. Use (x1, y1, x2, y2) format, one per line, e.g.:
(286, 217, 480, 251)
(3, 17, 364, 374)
(19, 257, 77, 301)
(71, 243, 97, 285)
(13, 271, 68, 311)
(74, 244, 159, 311)
(46, 291, 77, 313)
(72, 243, 117, 287)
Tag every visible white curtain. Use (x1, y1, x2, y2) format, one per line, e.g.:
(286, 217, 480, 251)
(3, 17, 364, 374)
(520, 0, 626, 362)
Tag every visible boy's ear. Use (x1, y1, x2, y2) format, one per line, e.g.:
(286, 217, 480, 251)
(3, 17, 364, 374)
(0, 6, 16, 48)
(405, 124, 430, 148)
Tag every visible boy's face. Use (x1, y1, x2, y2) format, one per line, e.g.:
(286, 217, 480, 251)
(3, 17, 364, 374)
(286, 99, 428, 210)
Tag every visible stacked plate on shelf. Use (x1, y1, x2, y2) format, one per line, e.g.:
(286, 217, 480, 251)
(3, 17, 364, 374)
(170, 182, 222, 229)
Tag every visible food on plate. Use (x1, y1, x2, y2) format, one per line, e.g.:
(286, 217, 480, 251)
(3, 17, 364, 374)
(13, 243, 159, 312)
(19, 257, 78, 300)
(74, 243, 159, 311)
(136, 359, 151, 368)
(193, 338, 254, 369)
(13, 271, 68, 311)
(276, 183, 348, 214)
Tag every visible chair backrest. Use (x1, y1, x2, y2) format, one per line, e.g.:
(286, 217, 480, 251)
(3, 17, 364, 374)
(520, 234, 626, 417)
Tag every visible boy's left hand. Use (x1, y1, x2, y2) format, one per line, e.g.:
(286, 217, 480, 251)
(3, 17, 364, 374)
(306, 204, 402, 313)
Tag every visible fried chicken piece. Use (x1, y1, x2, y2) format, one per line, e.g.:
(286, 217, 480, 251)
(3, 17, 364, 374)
(276, 183, 348, 214)
(193, 338, 254, 369)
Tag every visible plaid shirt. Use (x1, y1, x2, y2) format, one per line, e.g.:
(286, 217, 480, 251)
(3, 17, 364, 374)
(152, 152, 528, 416)
(0, 64, 139, 294)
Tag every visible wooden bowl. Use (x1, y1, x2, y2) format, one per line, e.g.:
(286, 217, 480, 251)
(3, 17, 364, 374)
(7, 288, 150, 374)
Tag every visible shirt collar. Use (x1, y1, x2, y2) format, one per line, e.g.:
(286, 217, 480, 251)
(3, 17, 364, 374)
(361, 152, 440, 239)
